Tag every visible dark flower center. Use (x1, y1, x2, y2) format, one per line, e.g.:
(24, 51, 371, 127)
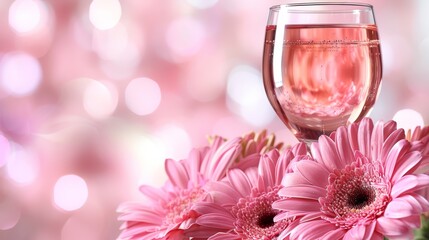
(257, 211, 277, 228)
(346, 185, 376, 209)
(320, 162, 390, 229)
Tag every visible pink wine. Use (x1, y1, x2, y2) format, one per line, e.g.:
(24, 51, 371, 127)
(263, 24, 382, 142)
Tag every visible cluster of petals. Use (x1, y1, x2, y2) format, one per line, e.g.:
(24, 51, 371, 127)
(117, 130, 282, 240)
(273, 118, 429, 240)
(187, 143, 308, 239)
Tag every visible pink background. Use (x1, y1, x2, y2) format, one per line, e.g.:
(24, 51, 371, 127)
(0, 0, 428, 239)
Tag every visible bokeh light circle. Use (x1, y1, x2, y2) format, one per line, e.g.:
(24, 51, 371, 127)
(53, 174, 88, 211)
(125, 77, 161, 116)
(89, 0, 122, 30)
(226, 65, 275, 126)
(0, 134, 11, 168)
(6, 144, 39, 185)
(165, 17, 206, 60)
(154, 124, 191, 159)
(0, 52, 42, 96)
(8, 0, 48, 34)
(83, 80, 118, 119)
(393, 108, 424, 131)
(185, 0, 218, 9)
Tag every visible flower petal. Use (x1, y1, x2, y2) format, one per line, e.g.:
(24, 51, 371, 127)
(376, 215, 420, 237)
(139, 185, 168, 202)
(334, 126, 354, 167)
(272, 198, 320, 212)
(289, 220, 336, 240)
(391, 151, 422, 183)
(195, 213, 235, 229)
(357, 118, 374, 157)
(258, 150, 278, 190)
(391, 174, 429, 198)
(385, 194, 429, 218)
(293, 160, 330, 188)
(278, 184, 326, 200)
(227, 168, 252, 197)
(384, 139, 409, 181)
(187, 149, 203, 183)
(165, 159, 189, 189)
(317, 135, 344, 171)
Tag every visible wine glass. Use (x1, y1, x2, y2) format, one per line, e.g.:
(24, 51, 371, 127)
(262, 2, 382, 145)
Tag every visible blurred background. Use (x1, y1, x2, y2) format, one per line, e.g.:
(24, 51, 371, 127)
(0, 0, 428, 239)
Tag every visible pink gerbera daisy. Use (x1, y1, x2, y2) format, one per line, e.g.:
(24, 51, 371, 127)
(187, 142, 308, 239)
(117, 131, 283, 240)
(273, 118, 429, 240)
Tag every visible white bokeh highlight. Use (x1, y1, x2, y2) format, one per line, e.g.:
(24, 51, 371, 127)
(393, 108, 425, 131)
(89, 0, 122, 30)
(53, 174, 89, 211)
(0, 52, 42, 96)
(227, 65, 276, 126)
(125, 77, 161, 116)
(83, 80, 118, 119)
(6, 144, 39, 185)
(8, 0, 48, 34)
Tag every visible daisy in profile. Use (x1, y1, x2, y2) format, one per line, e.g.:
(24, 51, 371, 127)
(274, 118, 429, 240)
(117, 131, 283, 240)
(187, 142, 308, 239)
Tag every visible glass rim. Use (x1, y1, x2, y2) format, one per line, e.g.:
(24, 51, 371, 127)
(269, 2, 374, 10)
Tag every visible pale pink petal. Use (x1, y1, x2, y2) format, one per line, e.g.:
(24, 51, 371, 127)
(347, 121, 359, 151)
(209, 142, 241, 181)
(165, 159, 189, 189)
(317, 135, 344, 171)
(334, 126, 354, 166)
(272, 198, 320, 212)
(376, 215, 420, 237)
(275, 151, 294, 184)
(165, 229, 185, 240)
(391, 151, 422, 183)
(258, 150, 278, 190)
(138, 185, 168, 202)
(233, 153, 259, 170)
(192, 202, 229, 215)
(281, 171, 309, 186)
(290, 142, 308, 156)
(357, 118, 374, 157)
(383, 120, 398, 137)
(383, 140, 409, 180)
(227, 168, 252, 197)
(319, 228, 346, 240)
(293, 160, 330, 188)
(200, 136, 224, 175)
(209, 232, 241, 240)
(118, 227, 162, 240)
(187, 149, 203, 183)
(196, 213, 235, 229)
(184, 224, 227, 239)
(289, 220, 336, 240)
(278, 184, 326, 200)
(370, 120, 385, 161)
(344, 224, 366, 240)
(391, 174, 429, 198)
(207, 181, 242, 206)
(118, 209, 164, 223)
(344, 222, 381, 240)
(299, 212, 324, 222)
(381, 129, 406, 164)
(385, 194, 428, 218)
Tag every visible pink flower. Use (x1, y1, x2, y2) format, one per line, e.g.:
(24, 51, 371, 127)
(117, 131, 282, 240)
(187, 143, 308, 239)
(273, 118, 429, 240)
